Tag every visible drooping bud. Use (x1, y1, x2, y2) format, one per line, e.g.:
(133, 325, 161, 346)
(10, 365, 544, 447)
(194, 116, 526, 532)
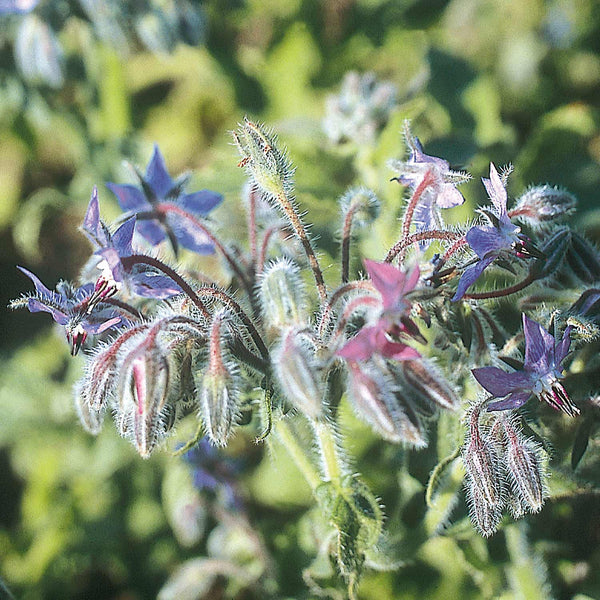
(197, 309, 241, 446)
(502, 417, 546, 513)
(511, 185, 576, 228)
(73, 380, 105, 435)
(233, 117, 294, 199)
(259, 258, 308, 334)
(339, 187, 381, 229)
(462, 403, 505, 536)
(401, 359, 459, 411)
(346, 359, 426, 446)
(274, 327, 324, 419)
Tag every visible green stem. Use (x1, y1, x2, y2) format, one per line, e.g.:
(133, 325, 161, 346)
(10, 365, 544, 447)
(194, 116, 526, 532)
(275, 419, 321, 491)
(312, 420, 345, 487)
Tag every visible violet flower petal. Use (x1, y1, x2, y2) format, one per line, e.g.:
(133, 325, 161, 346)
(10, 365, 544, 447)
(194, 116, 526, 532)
(179, 190, 224, 215)
(82, 188, 110, 248)
(522, 314, 555, 372)
(451, 254, 496, 302)
(482, 163, 507, 217)
(135, 220, 168, 245)
(106, 183, 150, 212)
(487, 391, 531, 412)
(555, 325, 572, 366)
(27, 298, 69, 325)
(145, 145, 174, 199)
(472, 366, 532, 397)
(466, 225, 506, 258)
(167, 214, 215, 255)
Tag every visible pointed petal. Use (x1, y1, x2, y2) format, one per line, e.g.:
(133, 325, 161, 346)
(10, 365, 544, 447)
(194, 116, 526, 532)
(364, 259, 418, 310)
(82, 187, 109, 247)
(437, 183, 465, 209)
(487, 391, 531, 412)
(555, 325, 572, 366)
(17, 266, 56, 299)
(179, 190, 224, 215)
(130, 272, 182, 299)
(106, 183, 150, 212)
(522, 314, 554, 372)
(27, 298, 69, 324)
(337, 326, 379, 361)
(472, 366, 532, 397)
(84, 316, 122, 334)
(451, 254, 495, 301)
(136, 219, 167, 246)
(111, 217, 135, 257)
(146, 145, 174, 199)
(167, 213, 215, 254)
(466, 225, 507, 258)
(483, 163, 507, 216)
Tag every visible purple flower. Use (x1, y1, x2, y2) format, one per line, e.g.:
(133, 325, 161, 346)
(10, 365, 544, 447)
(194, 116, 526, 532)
(390, 123, 469, 233)
(13, 266, 123, 355)
(472, 314, 579, 417)
(338, 259, 422, 361)
(107, 145, 223, 255)
(82, 188, 181, 299)
(452, 163, 542, 301)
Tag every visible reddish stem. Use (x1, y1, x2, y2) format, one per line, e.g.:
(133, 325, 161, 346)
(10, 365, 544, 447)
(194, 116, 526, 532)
(317, 280, 374, 338)
(385, 230, 462, 263)
(464, 273, 537, 300)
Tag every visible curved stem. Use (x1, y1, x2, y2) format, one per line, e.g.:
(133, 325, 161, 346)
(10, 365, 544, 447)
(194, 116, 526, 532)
(464, 273, 537, 300)
(103, 297, 144, 320)
(257, 224, 288, 274)
(274, 191, 327, 304)
(158, 203, 254, 299)
(317, 280, 374, 339)
(122, 254, 210, 318)
(196, 286, 269, 360)
(441, 236, 468, 262)
(341, 201, 364, 284)
(385, 230, 462, 263)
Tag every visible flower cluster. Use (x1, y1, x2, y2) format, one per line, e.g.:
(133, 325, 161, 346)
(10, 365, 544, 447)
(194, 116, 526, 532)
(11, 118, 600, 595)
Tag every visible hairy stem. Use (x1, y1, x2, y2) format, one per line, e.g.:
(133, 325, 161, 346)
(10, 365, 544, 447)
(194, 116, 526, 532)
(464, 273, 537, 300)
(274, 191, 327, 304)
(122, 254, 210, 318)
(312, 419, 346, 487)
(317, 280, 374, 338)
(400, 169, 435, 248)
(385, 230, 462, 263)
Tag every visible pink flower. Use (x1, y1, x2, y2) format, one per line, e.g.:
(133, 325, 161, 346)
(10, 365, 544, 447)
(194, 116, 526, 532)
(338, 260, 422, 361)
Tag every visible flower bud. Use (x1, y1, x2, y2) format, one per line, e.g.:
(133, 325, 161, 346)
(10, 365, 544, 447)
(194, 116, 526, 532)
(503, 418, 546, 513)
(274, 328, 324, 419)
(197, 309, 242, 446)
(339, 187, 381, 228)
(512, 185, 576, 228)
(346, 359, 425, 446)
(233, 117, 294, 199)
(73, 380, 105, 435)
(259, 259, 308, 333)
(401, 359, 459, 411)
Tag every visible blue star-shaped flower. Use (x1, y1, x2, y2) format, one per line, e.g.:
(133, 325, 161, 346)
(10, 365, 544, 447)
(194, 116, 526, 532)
(82, 188, 181, 299)
(390, 123, 469, 233)
(452, 163, 542, 301)
(472, 314, 579, 417)
(13, 266, 123, 355)
(106, 145, 223, 255)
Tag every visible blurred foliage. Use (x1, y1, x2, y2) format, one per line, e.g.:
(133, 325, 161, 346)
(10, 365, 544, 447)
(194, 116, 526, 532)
(2, 0, 600, 598)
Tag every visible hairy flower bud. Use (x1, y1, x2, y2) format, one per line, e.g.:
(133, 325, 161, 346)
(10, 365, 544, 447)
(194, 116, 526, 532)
(233, 117, 294, 199)
(502, 417, 546, 513)
(463, 404, 505, 536)
(260, 259, 308, 333)
(401, 359, 459, 411)
(73, 380, 105, 435)
(339, 187, 381, 229)
(512, 185, 576, 227)
(274, 328, 324, 419)
(346, 359, 426, 446)
(197, 309, 242, 446)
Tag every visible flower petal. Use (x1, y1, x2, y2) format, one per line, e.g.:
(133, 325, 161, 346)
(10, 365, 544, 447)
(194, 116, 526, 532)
(136, 220, 167, 246)
(179, 190, 224, 215)
(27, 298, 69, 325)
(337, 326, 379, 361)
(482, 163, 507, 217)
(466, 225, 507, 258)
(472, 366, 532, 397)
(522, 314, 554, 372)
(167, 213, 215, 254)
(487, 391, 531, 412)
(106, 183, 150, 212)
(364, 260, 419, 311)
(555, 325, 572, 366)
(451, 254, 495, 301)
(82, 187, 109, 247)
(146, 145, 174, 199)
(130, 272, 181, 299)
(437, 183, 465, 209)
(111, 217, 135, 257)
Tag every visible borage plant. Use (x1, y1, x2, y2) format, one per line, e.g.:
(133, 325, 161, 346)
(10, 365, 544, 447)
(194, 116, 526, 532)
(11, 118, 600, 598)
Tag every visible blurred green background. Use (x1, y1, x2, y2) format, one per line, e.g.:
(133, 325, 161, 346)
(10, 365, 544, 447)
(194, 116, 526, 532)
(2, 0, 600, 598)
